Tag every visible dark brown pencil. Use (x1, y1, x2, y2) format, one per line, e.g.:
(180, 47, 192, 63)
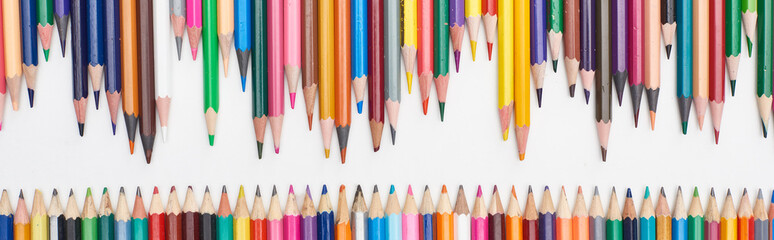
(301, 0, 318, 130)
(167, 187, 183, 240)
(137, 0, 156, 164)
(595, 0, 611, 162)
(489, 186, 505, 240)
(182, 186, 200, 240)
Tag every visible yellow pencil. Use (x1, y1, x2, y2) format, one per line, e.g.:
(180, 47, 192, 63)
(217, 0, 234, 75)
(464, 0, 481, 60)
(719, 189, 736, 240)
(30, 190, 47, 240)
(319, 0, 335, 158)
(513, 0, 531, 160)
(234, 186, 250, 240)
(401, 0, 418, 93)
(497, 0, 514, 141)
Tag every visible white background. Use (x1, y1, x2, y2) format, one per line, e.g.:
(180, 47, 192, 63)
(0, 1, 772, 212)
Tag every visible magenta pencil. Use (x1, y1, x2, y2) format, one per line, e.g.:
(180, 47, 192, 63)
(186, 0, 202, 59)
(285, 186, 301, 240)
(627, 0, 644, 127)
(268, 186, 283, 240)
(268, 0, 285, 154)
(449, 0, 465, 72)
(285, 0, 301, 109)
(471, 186, 488, 240)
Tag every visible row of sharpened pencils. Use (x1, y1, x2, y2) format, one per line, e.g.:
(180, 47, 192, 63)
(0, 185, 773, 240)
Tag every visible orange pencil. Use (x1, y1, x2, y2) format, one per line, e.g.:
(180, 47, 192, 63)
(14, 191, 29, 240)
(436, 185, 454, 240)
(572, 187, 588, 240)
(738, 189, 753, 240)
(336, 186, 351, 240)
(556, 187, 571, 240)
(333, 0, 352, 163)
(505, 186, 522, 240)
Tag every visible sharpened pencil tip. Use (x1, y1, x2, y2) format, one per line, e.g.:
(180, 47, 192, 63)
(390, 185, 395, 194)
(222, 186, 227, 194)
(665, 45, 672, 59)
(273, 186, 277, 196)
(256, 186, 262, 197)
(626, 188, 632, 198)
(322, 185, 328, 195)
(552, 60, 558, 72)
(373, 185, 378, 193)
(536, 88, 543, 108)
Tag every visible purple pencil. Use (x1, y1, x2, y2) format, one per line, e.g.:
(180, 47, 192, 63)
(530, 0, 547, 108)
(579, 0, 595, 104)
(301, 186, 317, 240)
(449, 0, 465, 72)
(610, 0, 627, 106)
(54, 0, 70, 57)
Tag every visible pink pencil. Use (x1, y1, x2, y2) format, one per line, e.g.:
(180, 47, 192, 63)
(471, 186, 488, 240)
(268, 0, 285, 154)
(268, 186, 284, 240)
(403, 185, 419, 240)
(284, 186, 301, 240)
(186, 0, 202, 60)
(417, 0, 434, 115)
(285, 0, 301, 109)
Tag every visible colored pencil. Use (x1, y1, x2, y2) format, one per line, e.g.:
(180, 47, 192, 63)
(607, 188, 622, 240)
(654, 188, 670, 240)
(302, 0, 318, 129)
(595, 0, 611, 162)
(720, 190, 736, 240)
(464, 0, 479, 61)
(53, 0, 69, 57)
(21, 0, 38, 108)
(693, 0, 709, 131)
(530, 0, 547, 107)
(0, 0, 5, 131)
(318, 0, 335, 158)
(115, 188, 131, 240)
(705, 189, 719, 240)
(541, 187, 557, 240)
(626, 0, 643, 126)
(182, 186, 200, 240)
(403, 186, 419, 240)
(579, 0, 594, 103)
(368, 186, 384, 240)
(481, 0, 495, 60)
(304, 185, 317, 240)
(385, 186, 401, 240)
(403, 0, 418, 92)
(676, 0, 692, 134)
(98, 188, 115, 240)
(216, 0, 233, 75)
(739, 189, 754, 240)
(742, 0, 757, 56)
(82, 189, 97, 240)
(563, 0, 580, 98)
(202, 0, 219, 146)
(234, 0, 251, 90)
(132, 188, 148, 240)
(418, 0, 433, 114)
(754, 190, 767, 240)
(120, 0, 139, 151)
(154, 0, 171, 142)
(385, 0, 400, 145)
(186, 0, 201, 59)
(333, 0, 351, 162)
(251, 0, 268, 158)
(149, 187, 165, 240)
(319, 185, 334, 240)
(640, 188, 655, 240)
(70, 0, 87, 136)
(30, 190, 46, 240)
(37, 0, 53, 61)
(369, 0, 385, 151)
(497, 0, 513, 141)
(65, 190, 81, 240)
(522, 187, 537, 240)
(86, 0, 103, 110)
(771, 192, 774, 240)
(756, 0, 772, 137)
(171, 0, 186, 60)
(708, 0, 725, 144)
(336, 186, 351, 240)
(217, 187, 234, 240)
(352, 186, 367, 240)
(449, 0, 464, 71)
(166, 187, 182, 240)
(547, 0, 562, 72)
(437, 186, 454, 240)
(622, 189, 637, 240)
(251, 186, 267, 240)
(610, 0, 626, 106)
(201, 187, 216, 240)
(235, 186, 250, 240)
(433, 0, 450, 120)
(471, 186, 487, 240)
(419, 186, 434, 240)
(351, 0, 367, 114)
(678, 187, 693, 240)
(513, 0, 530, 160)
(573, 187, 589, 240)
(138, 0, 157, 163)
(0, 190, 12, 240)
(505, 186, 521, 240)
(726, 0, 741, 96)
(286, 186, 301, 240)
(455, 186, 470, 240)
(281, 0, 300, 109)
(556, 187, 571, 240)
(15, 191, 30, 240)
(105, 0, 121, 134)
(661, 0, 675, 58)
(642, 0, 660, 130)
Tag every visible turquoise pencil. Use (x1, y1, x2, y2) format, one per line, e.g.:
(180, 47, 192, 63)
(640, 187, 655, 240)
(384, 186, 401, 240)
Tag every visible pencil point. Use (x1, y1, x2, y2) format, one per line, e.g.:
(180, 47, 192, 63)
(552, 60, 558, 72)
(306, 186, 311, 197)
(191, 48, 198, 60)
(69, 189, 74, 197)
(422, 99, 428, 115)
(439, 102, 445, 121)
(153, 187, 159, 194)
(241, 77, 247, 92)
(340, 148, 347, 164)
(272, 186, 277, 196)
(389, 185, 395, 194)
(209, 135, 215, 146)
(275, 147, 280, 154)
(600, 146, 607, 162)
(470, 41, 477, 61)
(487, 42, 493, 60)
(407, 73, 413, 94)
(528, 185, 532, 193)
(289, 185, 295, 194)
(762, 120, 768, 138)
(730, 80, 736, 96)
(747, 37, 753, 57)
(503, 128, 509, 141)
(634, 111, 640, 128)
(536, 89, 543, 108)
(175, 37, 183, 60)
(665, 45, 672, 59)
(290, 93, 297, 109)
(568, 84, 576, 98)
(257, 141, 264, 159)
(649, 111, 656, 130)
(27, 89, 34, 108)
(94, 91, 100, 109)
(205, 186, 210, 193)
(584, 90, 590, 104)
(136, 187, 142, 197)
(476, 185, 482, 197)
(357, 101, 363, 114)
(43, 49, 50, 61)
(454, 51, 461, 72)
(681, 121, 688, 135)
(710, 188, 714, 197)
(307, 115, 313, 131)
(324, 148, 330, 158)
(390, 126, 396, 145)
(714, 129, 720, 144)
(408, 185, 414, 195)
(322, 185, 328, 195)
(78, 123, 85, 136)
(626, 188, 632, 198)
(112, 123, 116, 135)
(519, 153, 525, 160)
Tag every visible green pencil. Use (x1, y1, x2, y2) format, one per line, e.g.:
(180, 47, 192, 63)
(434, 0, 450, 121)
(36, 0, 54, 60)
(742, 0, 757, 56)
(97, 188, 115, 240)
(756, 0, 772, 138)
(217, 186, 234, 240)
(607, 188, 623, 240)
(547, 0, 563, 71)
(726, 0, 741, 95)
(132, 188, 149, 240)
(203, 0, 220, 146)
(82, 188, 98, 240)
(686, 187, 703, 240)
(251, 0, 268, 159)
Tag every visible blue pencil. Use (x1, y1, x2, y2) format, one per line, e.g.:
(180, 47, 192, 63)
(0, 190, 13, 240)
(115, 187, 132, 240)
(351, 0, 367, 114)
(419, 186, 434, 240)
(234, 0, 252, 91)
(640, 187, 656, 240)
(622, 189, 638, 240)
(71, 0, 89, 136)
(87, 0, 104, 109)
(21, 0, 38, 107)
(105, 0, 122, 134)
(539, 186, 556, 240)
(318, 185, 334, 240)
(385, 186, 401, 240)
(368, 186, 385, 240)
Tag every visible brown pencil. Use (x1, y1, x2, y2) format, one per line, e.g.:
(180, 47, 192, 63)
(489, 186, 505, 240)
(137, 0, 157, 164)
(301, 0, 318, 130)
(167, 187, 183, 240)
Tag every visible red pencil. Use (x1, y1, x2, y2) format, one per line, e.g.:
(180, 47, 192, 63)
(708, 0, 725, 144)
(149, 187, 166, 240)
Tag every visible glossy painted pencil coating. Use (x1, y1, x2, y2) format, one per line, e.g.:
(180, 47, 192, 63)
(719, 190, 735, 240)
(104, 0, 121, 134)
(149, 188, 167, 240)
(21, 0, 38, 108)
(708, 0, 725, 144)
(285, 186, 301, 240)
(216, 187, 233, 240)
(675, 0, 692, 134)
(436, 186, 453, 240)
(333, 0, 351, 162)
(513, 0, 530, 160)
(268, 0, 285, 153)
(251, 186, 266, 240)
(285, 0, 301, 109)
(530, 0, 546, 107)
(318, 0, 335, 158)
(53, 0, 69, 56)
(417, 0, 433, 114)
(138, 0, 156, 163)
(726, 0, 741, 95)
(419, 187, 434, 240)
(470, 186, 487, 240)
(385, 186, 401, 240)
(385, 0, 401, 145)
(336, 186, 351, 240)
(579, 0, 594, 104)
(555, 188, 570, 240)
(547, 0, 562, 72)
(86, 0, 103, 109)
(539, 187, 555, 240)
(497, 0, 513, 142)
(402, 0, 418, 92)
(351, 0, 367, 114)
(626, 0, 642, 127)
(610, 0, 626, 106)
(115, 188, 131, 240)
(488, 186, 504, 240)
(563, 0, 580, 97)
(186, 0, 202, 59)
(120, 0, 139, 149)
(594, 0, 611, 162)
(202, 0, 219, 146)
(622, 189, 637, 240)
(15, 191, 30, 240)
(82, 189, 98, 240)
(37, 0, 53, 61)
(182, 187, 201, 240)
(31, 190, 47, 240)
(302, 0, 318, 129)
(3, 0, 21, 112)
(640, 188, 655, 240)
(234, 0, 252, 91)
(741, 0, 756, 56)
(0, 191, 13, 240)
(454, 186, 470, 240)
(70, 0, 88, 136)
(642, 0, 660, 130)
(693, 0, 709, 131)
(607, 188, 622, 240)
(319, 186, 334, 240)
(504, 186, 521, 240)
(654, 189, 671, 240)
(368, 0, 385, 151)
(166, 187, 182, 240)
(170, 0, 186, 60)
(216, 0, 233, 75)
(481, 0, 495, 60)
(661, 0, 675, 58)
(757, 0, 773, 137)
(252, 0, 268, 158)
(448, 0, 464, 71)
